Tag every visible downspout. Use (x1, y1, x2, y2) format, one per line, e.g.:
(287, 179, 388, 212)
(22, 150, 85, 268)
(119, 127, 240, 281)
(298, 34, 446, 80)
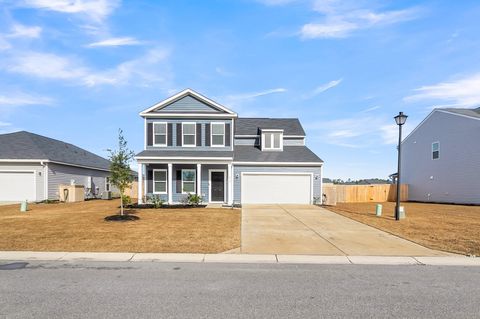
(40, 161, 49, 200)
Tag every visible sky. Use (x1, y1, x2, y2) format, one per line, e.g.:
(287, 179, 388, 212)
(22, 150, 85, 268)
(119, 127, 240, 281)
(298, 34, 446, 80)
(0, 0, 479, 180)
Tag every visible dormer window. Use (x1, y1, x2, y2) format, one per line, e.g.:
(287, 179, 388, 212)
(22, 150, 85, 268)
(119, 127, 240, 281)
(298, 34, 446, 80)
(153, 122, 167, 146)
(261, 129, 283, 151)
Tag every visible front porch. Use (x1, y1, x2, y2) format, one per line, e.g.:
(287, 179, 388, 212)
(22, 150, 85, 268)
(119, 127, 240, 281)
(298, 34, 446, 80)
(137, 162, 233, 205)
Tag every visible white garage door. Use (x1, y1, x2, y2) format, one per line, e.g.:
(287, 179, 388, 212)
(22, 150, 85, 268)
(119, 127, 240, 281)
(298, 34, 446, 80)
(0, 171, 36, 202)
(241, 173, 312, 204)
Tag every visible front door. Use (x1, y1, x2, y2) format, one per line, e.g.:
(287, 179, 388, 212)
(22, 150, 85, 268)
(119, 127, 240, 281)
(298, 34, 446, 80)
(211, 171, 225, 202)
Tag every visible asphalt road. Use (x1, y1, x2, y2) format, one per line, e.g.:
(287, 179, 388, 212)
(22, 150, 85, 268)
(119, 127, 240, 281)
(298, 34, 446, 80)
(0, 261, 479, 318)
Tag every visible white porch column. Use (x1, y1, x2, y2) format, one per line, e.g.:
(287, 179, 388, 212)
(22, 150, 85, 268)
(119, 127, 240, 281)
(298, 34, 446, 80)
(197, 163, 202, 197)
(137, 163, 143, 204)
(227, 163, 233, 205)
(168, 163, 173, 204)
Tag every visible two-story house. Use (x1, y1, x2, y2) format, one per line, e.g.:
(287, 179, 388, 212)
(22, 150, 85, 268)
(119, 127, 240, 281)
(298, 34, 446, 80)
(401, 107, 480, 205)
(135, 89, 324, 205)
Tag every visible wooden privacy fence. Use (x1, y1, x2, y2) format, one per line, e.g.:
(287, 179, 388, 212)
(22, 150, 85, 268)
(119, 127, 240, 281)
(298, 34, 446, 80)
(322, 184, 408, 205)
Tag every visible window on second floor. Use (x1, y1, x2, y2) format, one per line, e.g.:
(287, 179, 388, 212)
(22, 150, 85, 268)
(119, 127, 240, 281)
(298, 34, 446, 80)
(262, 131, 283, 151)
(182, 123, 196, 146)
(432, 142, 440, 160)
(211, 123, 225, 147)
(153, 122, 167, 146)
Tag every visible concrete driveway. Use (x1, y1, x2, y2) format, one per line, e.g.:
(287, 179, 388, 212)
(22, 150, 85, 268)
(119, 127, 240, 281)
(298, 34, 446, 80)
(241, 204, 448, 256)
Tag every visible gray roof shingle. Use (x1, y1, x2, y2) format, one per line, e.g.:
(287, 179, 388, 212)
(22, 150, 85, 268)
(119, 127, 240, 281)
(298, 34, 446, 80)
(0, 131, 111, 171)
(136, 150, 234, 158)
(235, 118, 306, 136)
(234, 146, 323, 163)
(441, 107, 480, 119)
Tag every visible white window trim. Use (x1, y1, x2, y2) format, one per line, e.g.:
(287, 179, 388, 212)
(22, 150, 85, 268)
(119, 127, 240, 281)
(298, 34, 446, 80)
(432, 141, 440, 160)
(182, 122, 196, 147)
(261, 131, 283, 151)
(208, 169, 227, 203)
(211, 122, 225, 147)
(153, 169, 168, 194)
(181, 169, 196, 194)
(153, 122, 168, 147)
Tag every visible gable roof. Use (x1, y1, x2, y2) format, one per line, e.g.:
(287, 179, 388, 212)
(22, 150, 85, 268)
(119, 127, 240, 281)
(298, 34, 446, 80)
(440, 107, 480, 119)
(140, 89, 237, 117)
(0, 131, 111, 171)
(235, 118, 306, 136)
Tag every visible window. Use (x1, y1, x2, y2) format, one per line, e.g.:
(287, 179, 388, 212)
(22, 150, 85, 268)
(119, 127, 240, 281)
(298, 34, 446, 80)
(105, 177, 111, 192)
(211, 123, 225, 146)
(262, 131, 283, 150)
(153, 122, 167, 146)
(153, 169, 167, 193)
(432, 142, 440, 160)
(182, 123, 196, 146)
(182, 169, 196, 193)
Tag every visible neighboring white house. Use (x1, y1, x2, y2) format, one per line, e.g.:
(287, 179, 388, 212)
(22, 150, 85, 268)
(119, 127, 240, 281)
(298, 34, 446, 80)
(401, 107, 480, 204)
(0, 131, 112, 202)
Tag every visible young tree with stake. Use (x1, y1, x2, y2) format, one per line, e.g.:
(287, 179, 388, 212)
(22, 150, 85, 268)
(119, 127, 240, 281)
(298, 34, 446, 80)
(108, 129, 135, 216)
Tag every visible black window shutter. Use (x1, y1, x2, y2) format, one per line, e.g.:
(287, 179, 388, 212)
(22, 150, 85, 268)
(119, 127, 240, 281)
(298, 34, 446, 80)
(205, 123, 211, 146)
(147, 123, 153, 146)
(176, 170, 182, 193)
(176, 124, 182, 146)
(196, 123, 202, 146)
(147, 170, 153, 193)
(225, 123, 231, 146)
(167, 123, 173, 146)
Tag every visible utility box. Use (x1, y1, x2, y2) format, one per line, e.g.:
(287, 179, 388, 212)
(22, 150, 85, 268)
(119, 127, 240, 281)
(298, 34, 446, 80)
(59, 184, 85, 202)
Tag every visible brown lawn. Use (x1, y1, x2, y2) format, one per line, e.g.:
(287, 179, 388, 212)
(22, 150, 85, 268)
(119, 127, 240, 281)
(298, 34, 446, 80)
(0, 200, 240, 253)
(327, 202, 480, 256)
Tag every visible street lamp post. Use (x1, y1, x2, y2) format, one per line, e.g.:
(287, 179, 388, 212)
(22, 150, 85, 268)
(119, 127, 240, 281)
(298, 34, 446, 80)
(394, 112, 408, 221)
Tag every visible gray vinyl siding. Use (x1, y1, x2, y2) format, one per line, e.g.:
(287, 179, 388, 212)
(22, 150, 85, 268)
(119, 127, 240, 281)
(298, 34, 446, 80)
(154, 95, 223, 113)
(284, 137, 305, 146)
(234, 138, 257, 146)
(401, 110, 480, 204)
(145, 119, 233, 151)
(47, 163, 111, 200)
(0, 162, 46, 201)
(144, 164, 229, 203)
(233, 165, 322, 205)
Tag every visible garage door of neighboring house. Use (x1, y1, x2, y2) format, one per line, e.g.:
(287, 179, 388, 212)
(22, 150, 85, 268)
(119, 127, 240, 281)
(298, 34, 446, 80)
(0, 171, 36, 202)
(241, 173, 312, 204)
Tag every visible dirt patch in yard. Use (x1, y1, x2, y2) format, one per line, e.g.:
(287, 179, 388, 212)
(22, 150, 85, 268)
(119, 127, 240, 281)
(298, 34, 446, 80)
(326, 202, 480, 256)
(0, 200, 240, 253)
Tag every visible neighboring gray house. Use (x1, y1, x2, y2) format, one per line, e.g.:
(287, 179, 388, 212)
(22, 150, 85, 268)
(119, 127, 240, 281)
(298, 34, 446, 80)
(135, 89, 324, 205)
(0, 131, 112, 202)
(401, 107, 480, 204)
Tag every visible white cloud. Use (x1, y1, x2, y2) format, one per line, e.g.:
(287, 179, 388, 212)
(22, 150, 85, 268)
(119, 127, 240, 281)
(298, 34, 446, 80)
(20, 0, 119, 22)
(87, 37, 142, 47)
(361, 105, 381, 113)
(404, 73, 480, 107)
(300, 0, 420, 39)
(215, 67, 234, 77)
(224, 88, 287, 101)
(2, 48, 171, 87)
(7, 24, 42, 38)
(305, 114, 409, 148)
(0, 92, 53, 107)
(303, 78, 342, 98)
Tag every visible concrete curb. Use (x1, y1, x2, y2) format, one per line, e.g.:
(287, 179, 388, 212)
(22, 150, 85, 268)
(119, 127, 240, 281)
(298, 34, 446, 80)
(0, 251, 478, 266)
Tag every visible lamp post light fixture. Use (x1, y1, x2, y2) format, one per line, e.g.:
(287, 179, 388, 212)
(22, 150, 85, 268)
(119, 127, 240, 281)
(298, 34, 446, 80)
(394, 111, 408, 221)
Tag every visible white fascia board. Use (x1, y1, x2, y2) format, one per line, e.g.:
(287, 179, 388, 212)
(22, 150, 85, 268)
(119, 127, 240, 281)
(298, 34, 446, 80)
(0, 159, 110, 172)
(235, 134, 305, 138)
(141, 113, 237, 119)
(136, 156, 233, 160)
(233, 161, 323, 167)
(139, 88, 237, 116)
(260, 128, 284, 132)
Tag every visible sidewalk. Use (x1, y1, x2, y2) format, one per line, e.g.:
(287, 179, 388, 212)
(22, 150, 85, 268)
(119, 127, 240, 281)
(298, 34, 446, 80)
(0, 251, 479, 266)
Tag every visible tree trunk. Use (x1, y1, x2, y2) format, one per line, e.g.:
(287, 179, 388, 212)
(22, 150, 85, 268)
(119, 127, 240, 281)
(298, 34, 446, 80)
(120, 196, 124, 216)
